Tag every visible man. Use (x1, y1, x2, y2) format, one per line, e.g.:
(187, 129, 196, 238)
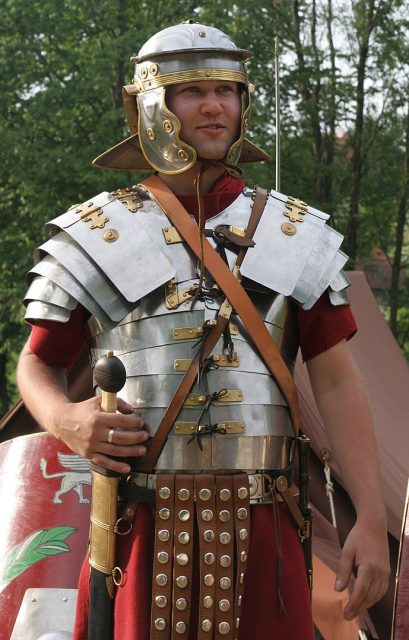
(17, 21, 389, 640)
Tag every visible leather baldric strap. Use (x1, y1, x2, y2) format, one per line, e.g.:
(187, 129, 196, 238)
(140, 185, 271, 474)
(142, 175, 301, 433)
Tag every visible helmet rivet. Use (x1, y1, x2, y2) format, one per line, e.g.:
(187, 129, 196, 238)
(199, 31, 206, 37)
(147, 127, 155, 140)
(149, 63, 158, 76)
(178, 149, 189, 162)
(140, 66, 148, 79)
(163, 120, 173, 133)
(103, 229, 119, 243)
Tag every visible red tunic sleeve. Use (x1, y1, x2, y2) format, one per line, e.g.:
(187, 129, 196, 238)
(297, 292, 357, 362)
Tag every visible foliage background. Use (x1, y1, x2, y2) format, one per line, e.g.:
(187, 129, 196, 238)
(1, 0, 408, 415)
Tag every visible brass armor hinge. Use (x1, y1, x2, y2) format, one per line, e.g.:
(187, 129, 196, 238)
(174, 421, 245, 435)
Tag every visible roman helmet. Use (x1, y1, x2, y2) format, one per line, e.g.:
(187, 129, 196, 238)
(93, 20, 269, 173)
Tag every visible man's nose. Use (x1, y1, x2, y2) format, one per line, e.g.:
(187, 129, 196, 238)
(200, 91, 223, 115)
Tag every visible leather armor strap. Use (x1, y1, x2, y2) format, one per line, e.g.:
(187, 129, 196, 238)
(172, 475, 195, 636)
(232, 474, 251, 639)
(214, 475, 235, 639)
(141, 175, 301, 432)
(195, 474, 218, 638)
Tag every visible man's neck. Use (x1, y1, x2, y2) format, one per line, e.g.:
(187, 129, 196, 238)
(158, 163, 225, 195)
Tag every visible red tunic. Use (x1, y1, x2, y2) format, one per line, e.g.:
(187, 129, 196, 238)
(28, 175, 357, 640)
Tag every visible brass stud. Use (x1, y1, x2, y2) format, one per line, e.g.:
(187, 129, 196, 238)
(219, 599, 231, 612)
(237, 594, 242, 606)
(176, 575, 188, 588)
(176, 553, 189, 566)
(178, 488, 190, 501)
(158, 529, 170, 542)
(219, 532, 231, 545)
(201, 619, 212, 632)
(204, 574, 214, 587)
(240, 551, 248, 563)
(178, 149, 189, 161)
(156, 573, 168, 586)
(281, 222, 297, 236)
(204, 552, 215, 565)
(157, 551, 169, 564)
(203, 529, 215, 543)
(103, 229, 119, 243)
(220, 555, 231, 568)
(176, 597, 188, 611)
(237, 487, 248, 499)
(159, 508, 170, 520)
(179, 509, 191, 522)
(199, 31, 206, 37)
(149, 63, 158, 76)
(220, 577, 231, 590)
(178, 531, 190, 545)
(236, 617, 241, 629)
(237, 507, 248, 520)
(199, 488, 211, 501)
(159, 486, 171, 499)
(155, 595, 167, 608)
(219, 509, 230, 522)
(175, 621, 186, 634)
(219, 622, 230, 635)
(201, 509, 213, 521)
(140, 66, 148, 79)
(147, 127, 155, 141)
(154, 618, 166, 631)
(219, 488, 231, 501)
(163, 119, 174, 133)
(204, 595, 213, 608)
(239, 528, 249, 541)
(239, 572, 245, 584)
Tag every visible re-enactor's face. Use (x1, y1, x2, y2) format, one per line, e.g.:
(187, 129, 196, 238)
(165, 80, 242, 161)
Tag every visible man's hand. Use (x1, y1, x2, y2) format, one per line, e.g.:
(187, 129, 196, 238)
(56, 396, 148, 474)
(335, 517, 390, 619)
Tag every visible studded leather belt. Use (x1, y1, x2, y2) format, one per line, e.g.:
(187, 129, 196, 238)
(121, 470, 289, 505)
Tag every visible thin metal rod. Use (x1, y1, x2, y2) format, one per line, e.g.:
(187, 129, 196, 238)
(275, 35, 281, 192)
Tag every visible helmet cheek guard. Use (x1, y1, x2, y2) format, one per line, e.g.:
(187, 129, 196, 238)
(93, 22, 269, 172)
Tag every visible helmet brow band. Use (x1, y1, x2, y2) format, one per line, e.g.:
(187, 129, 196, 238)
(139, 69, 247, 92)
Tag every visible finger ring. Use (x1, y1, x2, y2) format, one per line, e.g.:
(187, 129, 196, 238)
(108, 428, 114, 444)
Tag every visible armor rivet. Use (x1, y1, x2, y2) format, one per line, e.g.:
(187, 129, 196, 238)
(147, 127, 155, 141)
(219, 599, 231, 612)
(220, 555, 231, 568)
(199, 31, 206, 37)
(141, 67, 148, 79)
(156, 573, 168, 586)
(103, 229, 119, 243)
(219, 488, 231, 501)
(158, 529, 170, 542)
(157, 551, 169, 564)
(281, 222, 297, 236)
(159, 508, 170, 520)
(178, 149, 189, 161)
(240, 551, 248, 563)
(237, 595, 242, 606)
(159, 487, 171, 499)
(199, 488, 211, 501)
(149, 63, 158, 76)
(178, 531, 190, 545)
(249, 476, 258, 497)
(237, 487, 248, 499)
(202, 619, 212, 632)
(236, 617, 241, 629)
(219, 532, 231, 545)
(239, 572, 245, 584)
(204, 595, 213, 608)
(163, 119, 174, 133)
(179, 509, 191, 522)
(155, 595, 167, 608)
(175, 621, 186, 634)
(178, 488, 190, 501)
(176, 553, 189, 566)
(239, 528, 248, 541)
(219, 509, 230, 522)
(237, 507, 247, 520)
(204, 574, 215, 587)
(154, 618, 166, 631)
(204, 552, 215, 565)
(176, 575, 188, 588)
(176, 597, 188, 611)
(219, 622, 230, 635)
(203, 529, 215, 543)
(220, 577, 231, 590)
(201, 509, 213, 521)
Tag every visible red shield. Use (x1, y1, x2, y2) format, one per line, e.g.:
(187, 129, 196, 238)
(0, 433, 91, 638)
